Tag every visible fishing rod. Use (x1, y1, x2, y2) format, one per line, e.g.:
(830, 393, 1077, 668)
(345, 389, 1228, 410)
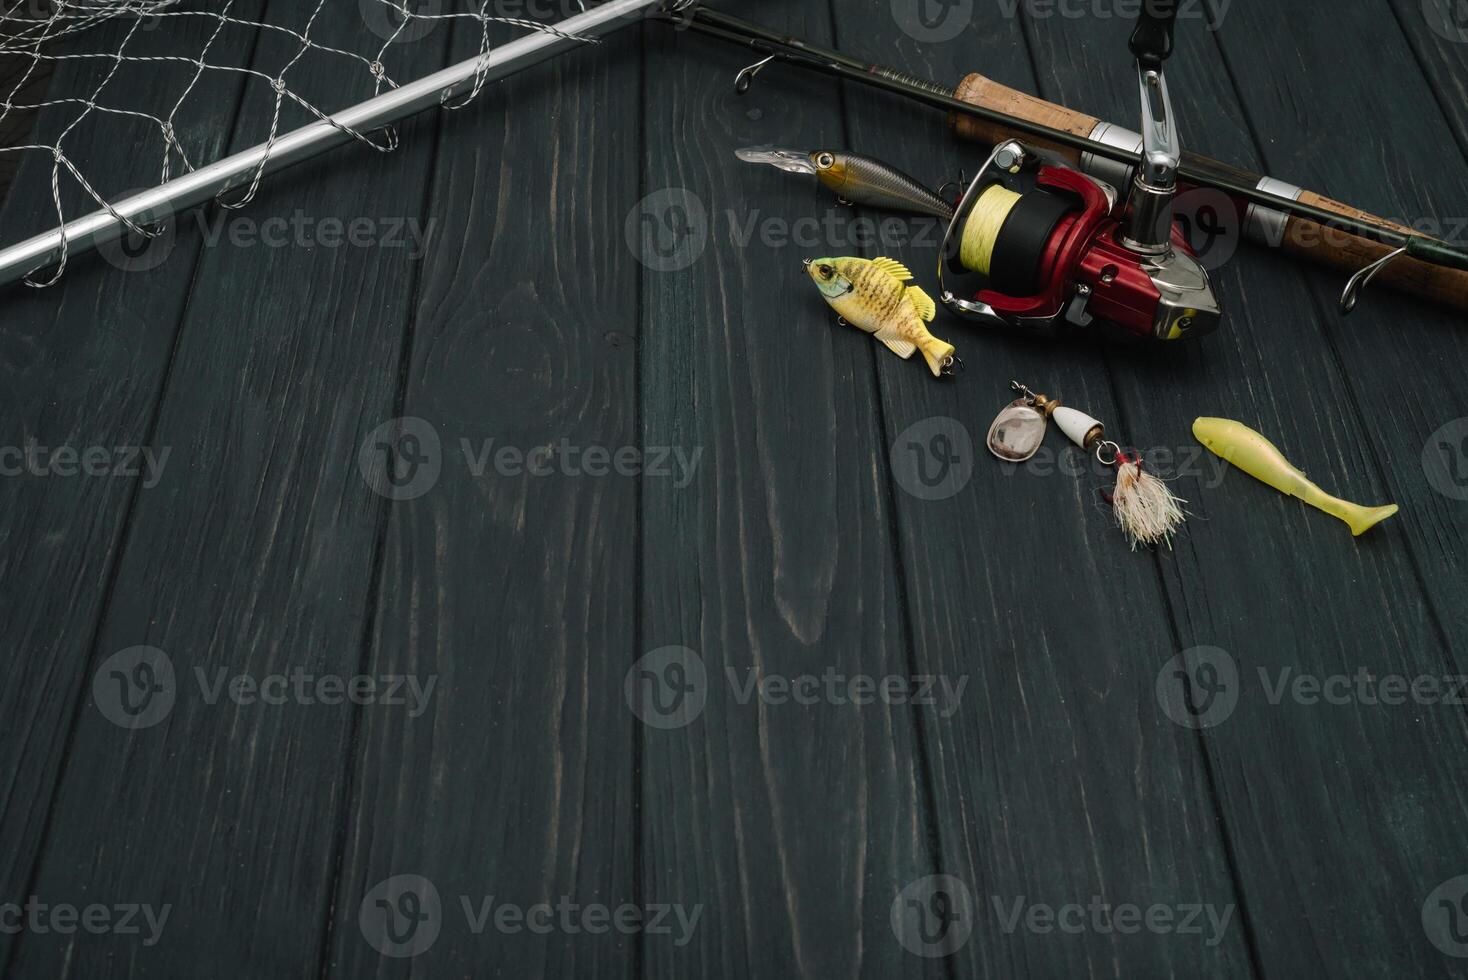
(673, 5, 1468, 316)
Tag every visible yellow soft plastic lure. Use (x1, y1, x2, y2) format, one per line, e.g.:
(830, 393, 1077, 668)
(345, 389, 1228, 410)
(1192, 417, 1398, 536)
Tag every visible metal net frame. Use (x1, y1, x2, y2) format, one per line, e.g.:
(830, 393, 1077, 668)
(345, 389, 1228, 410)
(0, 0, 639, 287)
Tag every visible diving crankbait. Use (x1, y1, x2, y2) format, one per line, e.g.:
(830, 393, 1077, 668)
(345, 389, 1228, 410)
(1192, 417, 1399, 536)
(737, 147, 955, 220)
(990, 382, 1186, 549)
(804, 256, 957, 377)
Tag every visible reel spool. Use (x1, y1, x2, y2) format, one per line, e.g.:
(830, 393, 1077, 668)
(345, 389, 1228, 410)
(938, 140, 1221, 341)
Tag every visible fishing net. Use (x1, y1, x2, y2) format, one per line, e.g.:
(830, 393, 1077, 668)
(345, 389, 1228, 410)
(0, 0, 598, 285)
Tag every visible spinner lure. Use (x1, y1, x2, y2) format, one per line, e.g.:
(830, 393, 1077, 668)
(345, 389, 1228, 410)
(988, 381, 1187, 550)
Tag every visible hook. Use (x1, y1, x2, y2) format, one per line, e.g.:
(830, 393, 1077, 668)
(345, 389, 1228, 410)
(735, 54, 776, 95)
(1340, 246, 1407, 315)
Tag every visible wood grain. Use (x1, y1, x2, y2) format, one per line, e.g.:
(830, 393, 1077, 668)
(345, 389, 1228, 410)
(1025, 0, 1468, 975)
(831, 1, 1251, 976)
(0, 6, 267, 972)
(638, 6, 946, 977)
(4, 7, 446, 976)
(321, 19, 646, 980)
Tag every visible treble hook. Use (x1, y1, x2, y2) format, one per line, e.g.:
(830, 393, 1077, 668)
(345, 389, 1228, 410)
(735, 54, 776, 95)
(1339, 246, 1407, 315)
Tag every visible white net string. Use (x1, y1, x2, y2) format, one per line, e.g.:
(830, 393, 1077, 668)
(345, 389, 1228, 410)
(0, 0, 597, 286)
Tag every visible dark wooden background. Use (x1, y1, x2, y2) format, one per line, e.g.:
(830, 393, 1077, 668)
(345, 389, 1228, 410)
(3, 0, 1468, 976)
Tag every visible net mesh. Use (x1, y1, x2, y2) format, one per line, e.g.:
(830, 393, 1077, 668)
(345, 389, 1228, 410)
(0, 0, 596, 285)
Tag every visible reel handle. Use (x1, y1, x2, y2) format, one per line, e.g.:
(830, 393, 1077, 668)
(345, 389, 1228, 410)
(1129, 0, 1179, 70)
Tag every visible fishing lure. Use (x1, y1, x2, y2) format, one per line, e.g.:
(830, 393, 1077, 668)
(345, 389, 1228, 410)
(804, 256, 957, 377)
(989, 382, 1186, 549)
(737, 147, 955, 220)
(1192, 417, 1398, 536)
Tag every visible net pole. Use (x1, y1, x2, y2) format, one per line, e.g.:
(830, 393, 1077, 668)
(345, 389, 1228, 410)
(0, 0, 675, 288)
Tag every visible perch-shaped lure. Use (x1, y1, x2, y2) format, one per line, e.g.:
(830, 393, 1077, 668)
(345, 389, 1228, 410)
(1192, 417, 1398, 536)
(805, 256, 957, 377)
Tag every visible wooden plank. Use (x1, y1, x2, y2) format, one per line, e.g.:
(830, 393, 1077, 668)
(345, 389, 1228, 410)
(0, 6, 267, 971)
(637, 7, 949, 978)
(824, 2, 1252, 976)
(321, 20, 647, 980)
(1021, 1, 1468, 975)
(5, 8, 448, 976)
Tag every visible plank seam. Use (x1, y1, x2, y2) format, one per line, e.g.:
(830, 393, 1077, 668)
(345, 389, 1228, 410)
(1199, 0, 1453, 657)
(0, 8, 273, 975)
(1015, 6, 1268, 976)
(825, 5, 961, 978)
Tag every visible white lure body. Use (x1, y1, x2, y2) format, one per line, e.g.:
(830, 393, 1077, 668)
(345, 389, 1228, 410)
(1051, 406, 1104, 449)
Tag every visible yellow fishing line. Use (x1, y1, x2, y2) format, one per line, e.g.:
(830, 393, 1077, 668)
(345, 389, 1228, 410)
(959, 184, 1022, 275)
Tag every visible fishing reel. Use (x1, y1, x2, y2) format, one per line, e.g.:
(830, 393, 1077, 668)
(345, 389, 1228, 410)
(938, 2, 1221, 342)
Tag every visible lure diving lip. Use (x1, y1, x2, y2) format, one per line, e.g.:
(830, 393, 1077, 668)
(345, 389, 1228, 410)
(737, 146, 955, 220)
(1192, 417, 1399, 536)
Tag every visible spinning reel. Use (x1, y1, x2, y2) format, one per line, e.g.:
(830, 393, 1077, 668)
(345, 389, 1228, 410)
(938, 1, 1220, 342)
